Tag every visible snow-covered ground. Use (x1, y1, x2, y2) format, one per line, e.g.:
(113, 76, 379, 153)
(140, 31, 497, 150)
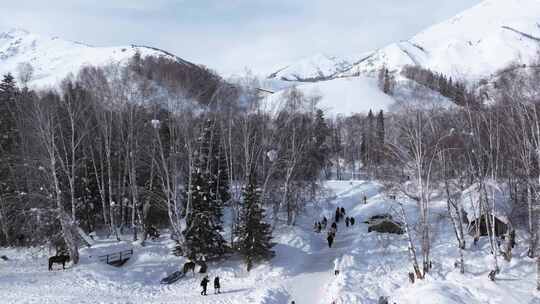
(1, 180, 539, 303)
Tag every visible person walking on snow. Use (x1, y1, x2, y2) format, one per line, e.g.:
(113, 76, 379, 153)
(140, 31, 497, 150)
(345, 216, 350, 227)
(350, 217, 355, 226)
(214, 276, 221, 294)
(322, 216, 328, 229)
(200, 275, 209, 296)
(331, 221, 337, 231)
(341, 207, 345, 215)
(327, 231, 335, 248)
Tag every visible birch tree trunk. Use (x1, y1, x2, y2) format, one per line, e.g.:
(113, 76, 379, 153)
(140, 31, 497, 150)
(399, 203, 423, 279)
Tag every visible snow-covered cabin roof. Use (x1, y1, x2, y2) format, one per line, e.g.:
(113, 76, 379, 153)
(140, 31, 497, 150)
(459, 180, 511, 224)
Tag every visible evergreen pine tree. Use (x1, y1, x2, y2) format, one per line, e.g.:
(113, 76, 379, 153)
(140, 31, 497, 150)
(361, 110, 375, 169)
(213, 126, 231, 205)
(200, 119, 228, 219)
(238, 174, 274, 271)
(183, 165, 227, 258)
(311, 109, 330, 178)
(378, 66, 386, 91)
(0, 74, 18, 153)
(383, 69, 391, 94)
(375, 110, 385, 164)
(183, 121, 227, 259)
(331, 123, 343, 180)
(0, 73, 19, 245)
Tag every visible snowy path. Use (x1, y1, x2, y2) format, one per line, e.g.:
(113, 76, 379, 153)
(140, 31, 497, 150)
(283, 180, 383, 303)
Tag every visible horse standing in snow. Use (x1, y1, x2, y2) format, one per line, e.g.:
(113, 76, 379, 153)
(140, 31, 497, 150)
(48, 254, 70, 271)
(183, 261, 196, 275)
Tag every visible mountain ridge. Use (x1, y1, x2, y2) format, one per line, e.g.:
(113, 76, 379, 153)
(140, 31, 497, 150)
(0, 28, 201, 86)
(269, 0, 540, 82)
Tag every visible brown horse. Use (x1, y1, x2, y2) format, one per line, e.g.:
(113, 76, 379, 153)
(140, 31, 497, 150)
(48, 255, 70, 271)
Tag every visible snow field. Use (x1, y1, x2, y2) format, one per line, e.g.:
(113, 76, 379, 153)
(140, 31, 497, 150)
(1, 180, 540, 303)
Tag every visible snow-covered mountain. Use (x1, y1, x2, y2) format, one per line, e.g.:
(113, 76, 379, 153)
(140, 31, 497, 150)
(271, 0, 540, 82)
(266, 53, 353, 82)
(342, 0, 540, 80)
(0, 28, 199, 87)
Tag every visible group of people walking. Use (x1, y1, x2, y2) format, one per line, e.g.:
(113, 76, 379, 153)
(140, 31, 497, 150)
(312, 206, 357, 249)
(200, 275, 220, 296)
(336, 206, 355, 227)
(313, 216, 328, 233)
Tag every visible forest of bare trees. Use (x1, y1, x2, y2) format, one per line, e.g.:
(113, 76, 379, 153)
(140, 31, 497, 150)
(2, 52, 540, 281)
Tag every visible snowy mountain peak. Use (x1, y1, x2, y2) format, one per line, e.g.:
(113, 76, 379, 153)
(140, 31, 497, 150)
(340, 0, 540, 80)
(0, 28, 31, 39)
(274, 0, 540, 83)
(0, 28, 195, 87)
(267, 53, 352, 82)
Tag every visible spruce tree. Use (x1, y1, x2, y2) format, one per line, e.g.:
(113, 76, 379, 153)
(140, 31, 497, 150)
(331, 122, 343, 180)
(361, 110, 375, 169)
(238, 175, 274, 271)
(183, 121, 227, 259)
(213, 127, 231, 205)
(311, 109, 330, 178)
(375, 110, 385, 164)
(183, 165, 226, 259)
(200, 119, 230, 207)
(383, 69, 391, 94)
(0, 73, 19, 245)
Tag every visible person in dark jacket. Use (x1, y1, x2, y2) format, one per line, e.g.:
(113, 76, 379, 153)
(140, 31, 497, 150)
(331, 222, 337, 231)
(335, 207, 341, 222)
(341, 207, 345, 215)
(322, 216, 328, 229)
(345, 217, 350, 227)
(327, 232, 334, 248)
(214, 276, 221, 294)
(200, 275, 209, 295)
(350, 217, 355, 226)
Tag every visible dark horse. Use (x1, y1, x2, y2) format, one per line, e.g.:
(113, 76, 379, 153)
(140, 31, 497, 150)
(183, 261, 196, 275)
(48, 255, 70, 271)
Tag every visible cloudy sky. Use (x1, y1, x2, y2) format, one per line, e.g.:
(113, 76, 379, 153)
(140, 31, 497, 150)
(0, 0, 481, 76)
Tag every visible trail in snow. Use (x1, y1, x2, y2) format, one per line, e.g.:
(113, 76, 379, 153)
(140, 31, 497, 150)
(284, 180, 384, 303)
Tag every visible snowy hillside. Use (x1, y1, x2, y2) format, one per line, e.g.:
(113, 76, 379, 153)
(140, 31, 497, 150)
(0, 28, 198, 87)
(267, 53, 353, 82)
(261, 76, 454, 116)
(262, 76, 395, 116)
(341, 0, 540, 80)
